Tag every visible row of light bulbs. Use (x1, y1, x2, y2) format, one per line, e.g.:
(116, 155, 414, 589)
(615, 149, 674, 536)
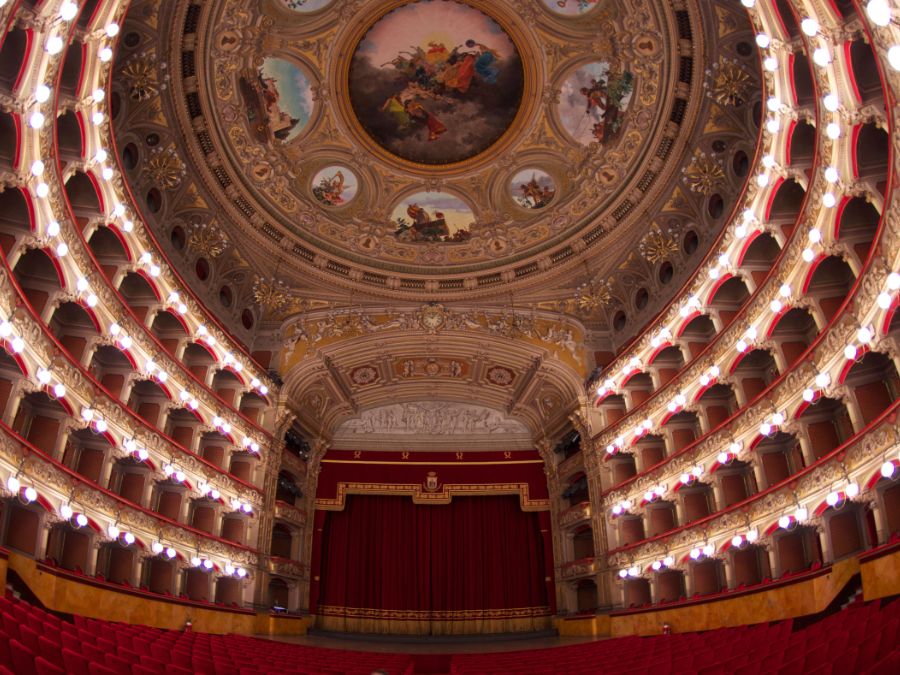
(5, 467, 251, 574)
(592, 0, 882, 430)
(24, 13, 273, 417)
(604, 0, 900, 578)
(597, 93, 895, 504)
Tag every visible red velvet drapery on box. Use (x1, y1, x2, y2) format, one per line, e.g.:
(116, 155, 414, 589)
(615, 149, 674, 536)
(313, 495, 552, 634)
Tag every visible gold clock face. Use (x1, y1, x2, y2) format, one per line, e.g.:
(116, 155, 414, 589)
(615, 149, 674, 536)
(420, 305, 446, 330)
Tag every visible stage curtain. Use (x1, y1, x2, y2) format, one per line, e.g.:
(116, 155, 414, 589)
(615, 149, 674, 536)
(315, 495, 551, 634)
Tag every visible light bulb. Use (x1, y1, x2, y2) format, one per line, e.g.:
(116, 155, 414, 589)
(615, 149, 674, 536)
(867, 0, 892, 26)
(60, 504, 73, 520)
(755, 33, 771, 48)
(888, 272, 900, 290)
(24, 487, 37, 503)
(813, 48, 831, 67)
(29, 112, 45, 129)
(801, 18, 819, 36)
(59, 1, 78, 21)
(826, 123, 841, 139)
(823, 93, 839, 112)
(34, 85, 51, 102)
(99, 47, 113, 62)
(46, 36, 64, 54)
(75, 513, 88, 528)
(882, 461, 895, 478)
(889, 45, 900, 72)
(779, 515, 792, 529)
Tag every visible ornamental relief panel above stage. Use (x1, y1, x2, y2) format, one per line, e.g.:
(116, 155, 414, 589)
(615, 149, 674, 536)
(277, 306, 588, 442)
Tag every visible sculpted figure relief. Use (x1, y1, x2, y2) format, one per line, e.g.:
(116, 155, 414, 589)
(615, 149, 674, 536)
(337, 402, 529, 436)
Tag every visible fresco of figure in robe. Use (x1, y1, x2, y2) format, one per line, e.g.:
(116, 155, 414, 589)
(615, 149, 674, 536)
(348, 0, 524, 165)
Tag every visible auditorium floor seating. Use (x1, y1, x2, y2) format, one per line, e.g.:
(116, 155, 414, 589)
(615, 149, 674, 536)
(0, 591, 898, 674)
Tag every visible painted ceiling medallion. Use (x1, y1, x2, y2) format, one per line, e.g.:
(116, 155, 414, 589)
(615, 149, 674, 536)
(239, 58, 314, 144)
(278, 0, 333, 12)
(347, 0, 524, 165)
(311, 166, 358, 207)
(350, 365, 379, 385)
(130, 0, 760, 307)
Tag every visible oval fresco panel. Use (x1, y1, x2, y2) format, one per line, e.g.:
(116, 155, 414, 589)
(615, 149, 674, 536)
(557, 61, 634, 146)
(392, 192, 475, 243)
(239, 58, 314, 144)
(543, 0, 605, 17)
(348, 0, 524, 165)
(311, 166, 359, 206)
(278, 0, 333, 12)
(511, 168, 556, 209)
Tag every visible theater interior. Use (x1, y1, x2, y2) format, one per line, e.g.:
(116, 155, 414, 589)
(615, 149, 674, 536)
(0, 0, 899, 672)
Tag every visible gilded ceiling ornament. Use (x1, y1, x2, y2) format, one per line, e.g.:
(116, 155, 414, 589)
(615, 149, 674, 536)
(639, 225, 679, 264)
(705, 58, 751, 107)
(120, 56, 161, 102)
(683, 153, 725, 195)
(574, 278, 612, 315)
(189, 222, 228, 259)
(252, 275, 292, 313)
(142, 146, 186, 190)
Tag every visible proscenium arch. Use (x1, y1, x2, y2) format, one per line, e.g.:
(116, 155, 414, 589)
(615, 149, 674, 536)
(278, 319, 588, 444)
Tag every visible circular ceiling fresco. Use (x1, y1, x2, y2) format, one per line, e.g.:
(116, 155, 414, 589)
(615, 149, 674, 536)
(347, 1, 525, 166)
(192, 0, 672, 273)
(118, 0, 760, 304)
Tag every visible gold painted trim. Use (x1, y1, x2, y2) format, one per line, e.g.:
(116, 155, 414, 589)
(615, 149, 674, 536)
(315, 481, 550, 511)
(317, 605, 551, 620)
(321, 459, 545, 466)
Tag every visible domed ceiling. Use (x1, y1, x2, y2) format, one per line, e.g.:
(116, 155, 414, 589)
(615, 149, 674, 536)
(114, 0, 760, 350)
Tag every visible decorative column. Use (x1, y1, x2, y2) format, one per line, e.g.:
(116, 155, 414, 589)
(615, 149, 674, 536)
(298, 437, 328, 611)
(252, 406, 292, 609)
(535, 436, 566, 613)
(573, 406, 613, 610)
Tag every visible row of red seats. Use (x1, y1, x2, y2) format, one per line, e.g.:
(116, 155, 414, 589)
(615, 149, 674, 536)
(1, 591, 897, 674)
(0, 594, 413, 675)
(450, 597, 900, 674)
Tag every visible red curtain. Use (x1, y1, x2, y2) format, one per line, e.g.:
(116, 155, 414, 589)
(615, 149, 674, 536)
(314, 495, 551, 633)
